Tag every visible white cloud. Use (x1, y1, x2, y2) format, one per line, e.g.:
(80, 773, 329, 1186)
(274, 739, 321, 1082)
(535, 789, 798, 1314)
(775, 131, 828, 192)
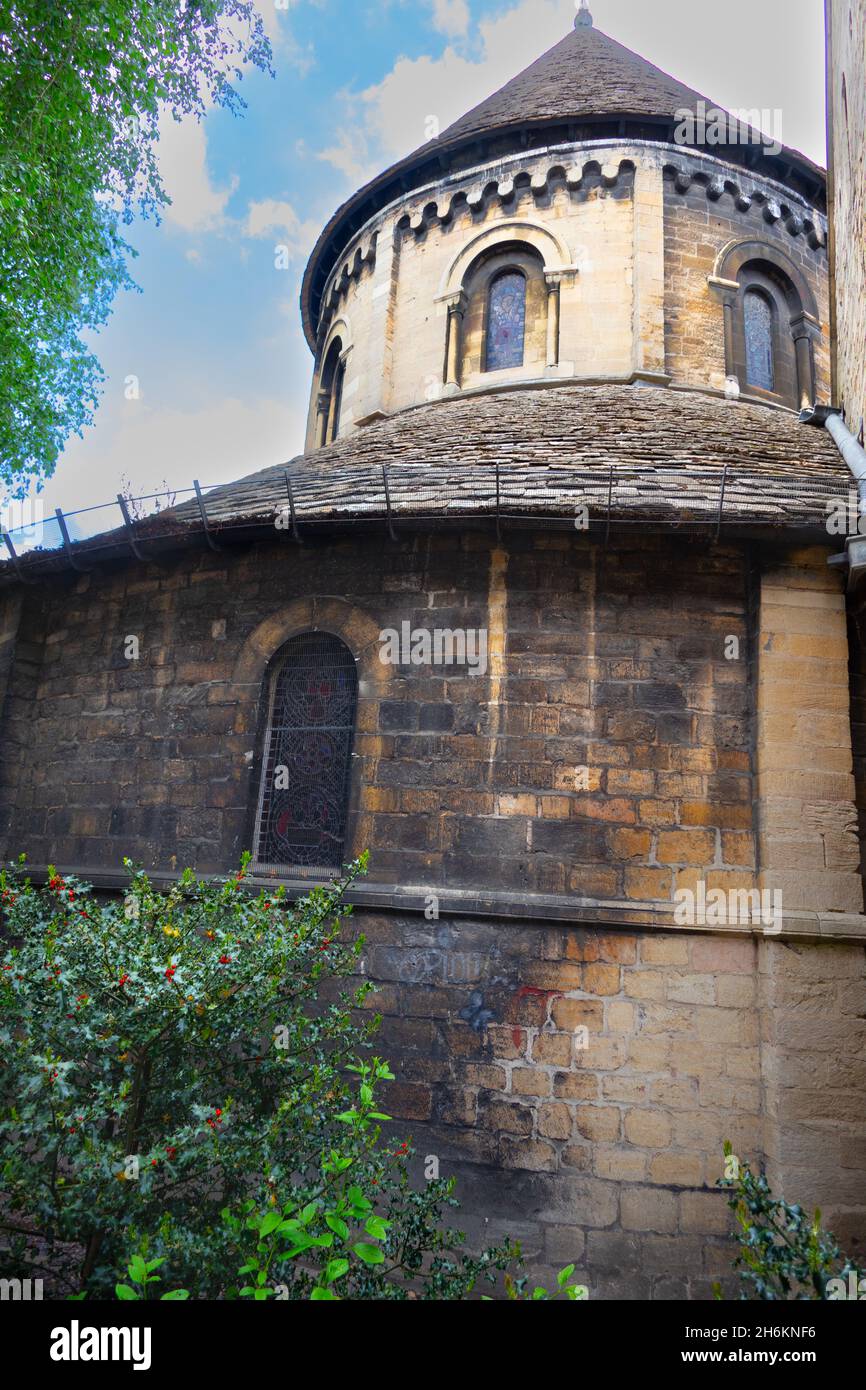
(258, 0, 317, 74)
(316, 128, 378, 187)
(318, 0, 572, 183)
(158, 114, 239, 233)
(258, 0, 292, 44)
(244, 198, 320, 258)
(49, 392, 307, 516)
(429, 0, 470, 38)
(319, 0, 825, 185)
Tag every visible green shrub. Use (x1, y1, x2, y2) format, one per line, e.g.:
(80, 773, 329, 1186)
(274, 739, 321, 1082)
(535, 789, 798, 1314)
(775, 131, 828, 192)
(717, 1142, 865, 1300)
(0, 853, 578, 1301)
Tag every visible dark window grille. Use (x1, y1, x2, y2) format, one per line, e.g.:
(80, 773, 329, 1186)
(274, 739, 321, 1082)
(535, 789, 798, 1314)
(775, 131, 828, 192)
(485, 270, 526, 371)
(253, 633, 357, 870)
(744, 289, 775, 391)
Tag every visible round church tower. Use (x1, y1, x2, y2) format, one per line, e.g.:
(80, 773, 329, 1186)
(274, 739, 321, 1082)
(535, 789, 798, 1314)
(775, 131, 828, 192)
(302, 1, 829, 447)
(2, 8, 865, 1299)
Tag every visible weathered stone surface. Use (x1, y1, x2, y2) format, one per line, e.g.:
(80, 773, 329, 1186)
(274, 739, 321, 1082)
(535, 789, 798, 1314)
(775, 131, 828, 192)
(0, 9, 862, 1304)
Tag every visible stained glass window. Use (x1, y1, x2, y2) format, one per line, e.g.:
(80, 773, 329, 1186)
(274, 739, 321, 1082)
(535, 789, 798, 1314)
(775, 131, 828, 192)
(485, 270, 526, 371)
(254, 633, 357, 869)
(744, 290, 775, 391)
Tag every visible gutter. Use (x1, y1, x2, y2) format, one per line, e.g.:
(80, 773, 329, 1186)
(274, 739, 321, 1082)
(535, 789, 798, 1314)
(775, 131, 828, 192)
(800, 403, 866, 586)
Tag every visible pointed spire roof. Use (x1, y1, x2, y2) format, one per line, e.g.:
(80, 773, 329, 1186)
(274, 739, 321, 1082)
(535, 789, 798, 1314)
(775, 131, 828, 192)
(301, 15, 825, 349)
(438, 15, 715, 147)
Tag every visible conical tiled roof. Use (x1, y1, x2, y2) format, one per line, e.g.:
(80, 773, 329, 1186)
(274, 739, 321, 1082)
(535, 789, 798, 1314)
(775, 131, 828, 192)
(301, 15, 825, 348)
(438, 19, 719, 146)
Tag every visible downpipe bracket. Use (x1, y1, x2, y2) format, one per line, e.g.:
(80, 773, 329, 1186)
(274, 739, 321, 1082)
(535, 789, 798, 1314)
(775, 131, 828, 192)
(801, 404, 866, 589)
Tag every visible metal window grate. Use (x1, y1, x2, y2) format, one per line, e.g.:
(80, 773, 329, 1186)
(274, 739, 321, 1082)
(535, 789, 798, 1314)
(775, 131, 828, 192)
(253, 633, 357, 871)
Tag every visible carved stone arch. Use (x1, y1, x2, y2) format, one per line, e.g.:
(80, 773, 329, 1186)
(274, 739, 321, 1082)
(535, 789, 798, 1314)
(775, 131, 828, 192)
(235, 598, 392, 872)
(233, 597, 385, 692)
(315, 321, 353, 446)
(713, 238, 819, 320)
(438, 221, 576, 389)
(438, 219, 575, 299)
(708, 238, 821, 409)
(320, 314, 354, 367)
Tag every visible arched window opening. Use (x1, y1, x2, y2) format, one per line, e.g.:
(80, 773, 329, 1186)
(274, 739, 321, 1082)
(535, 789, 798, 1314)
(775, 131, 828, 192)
(485, 270, 527, 372)
(712, 241, 820, 411)
(330, 361, 345, 441)
(253, 633, 357, 870)
(318, 338, 345, 445)
(744, 289, 775, 392)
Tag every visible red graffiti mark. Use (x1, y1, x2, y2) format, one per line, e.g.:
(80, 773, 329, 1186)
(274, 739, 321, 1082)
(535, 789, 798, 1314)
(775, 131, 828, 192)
(511, 985, 562, 1049)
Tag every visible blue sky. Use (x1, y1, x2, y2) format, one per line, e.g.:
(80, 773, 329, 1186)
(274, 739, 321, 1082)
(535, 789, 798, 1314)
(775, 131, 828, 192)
(27, 0, 827, 524)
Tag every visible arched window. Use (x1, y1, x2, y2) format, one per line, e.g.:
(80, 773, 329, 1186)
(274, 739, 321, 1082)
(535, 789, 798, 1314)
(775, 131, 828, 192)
(330, 361, 345, 441)
(318, 338, 345, 445)
(711, 241, 821, 411)
(253, 633, 357, 870)
(485, 270, 527, 372)
(744, 289, 775, 392)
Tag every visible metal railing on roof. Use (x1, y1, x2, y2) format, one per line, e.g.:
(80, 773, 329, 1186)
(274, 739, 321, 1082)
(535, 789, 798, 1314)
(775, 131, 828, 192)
(0, 463, 850, 581)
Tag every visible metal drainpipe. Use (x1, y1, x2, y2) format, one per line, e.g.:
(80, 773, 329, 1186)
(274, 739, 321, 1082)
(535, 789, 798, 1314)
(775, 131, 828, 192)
(800, 403, 866, 585)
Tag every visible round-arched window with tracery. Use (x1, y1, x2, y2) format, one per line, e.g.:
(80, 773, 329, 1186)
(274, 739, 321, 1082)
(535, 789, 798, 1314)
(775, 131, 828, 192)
(253, 633, 357, 869)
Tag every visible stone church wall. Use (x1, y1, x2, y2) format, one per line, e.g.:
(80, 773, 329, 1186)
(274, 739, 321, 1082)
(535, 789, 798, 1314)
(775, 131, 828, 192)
(0, 531, 755, 896)
(340, 911, 866, 1297)
(663, 174, 831, 401)
(347, 911, 762, 1300)
(827, 0, 866, 439)
(307, 141, 829, 450)
(2, 532, 864, 1293)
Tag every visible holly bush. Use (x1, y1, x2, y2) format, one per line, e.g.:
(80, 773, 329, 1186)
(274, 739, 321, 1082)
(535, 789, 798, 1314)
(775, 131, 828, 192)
(717, 1142, 865, 1300)
(0, 853, 577, 1300)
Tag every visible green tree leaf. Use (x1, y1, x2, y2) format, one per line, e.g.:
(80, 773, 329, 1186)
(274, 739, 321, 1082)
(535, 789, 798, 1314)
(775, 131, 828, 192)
(0, 1, 272, 490)
(352, 1243, 385, 1266)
